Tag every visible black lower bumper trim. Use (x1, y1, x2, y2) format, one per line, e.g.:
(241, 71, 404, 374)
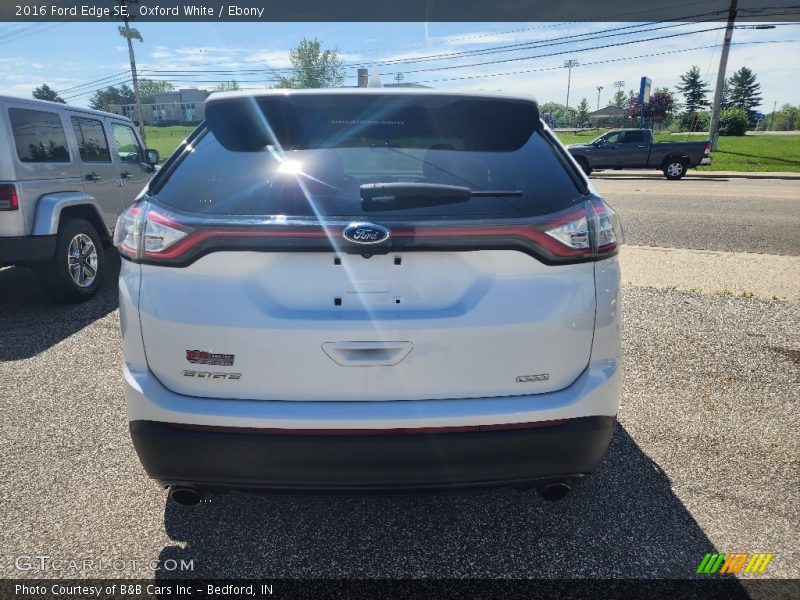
(0, 235, 56, 264)
(130, 416, 616, 492)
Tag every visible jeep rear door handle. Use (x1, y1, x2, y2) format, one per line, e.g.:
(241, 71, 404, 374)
(120, 171, 131, 179)
(85, 172, 101, 182)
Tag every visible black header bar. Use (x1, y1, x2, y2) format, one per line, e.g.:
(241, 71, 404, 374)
(2, 0, 799, 22)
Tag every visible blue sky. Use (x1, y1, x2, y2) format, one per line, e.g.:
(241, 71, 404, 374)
(0, 21, 798, 110)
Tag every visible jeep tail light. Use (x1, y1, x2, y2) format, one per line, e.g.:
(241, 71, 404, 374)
(0, 184, 18, 211)
(114, 201, 189, 259)
(704, 142, 711, 155)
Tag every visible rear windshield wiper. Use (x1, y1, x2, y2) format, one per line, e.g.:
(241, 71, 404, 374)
(360, 183, 521, 211)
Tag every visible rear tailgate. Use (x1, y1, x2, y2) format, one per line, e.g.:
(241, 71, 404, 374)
(139, 250, 595, 401)
(129, 92, 602, 403)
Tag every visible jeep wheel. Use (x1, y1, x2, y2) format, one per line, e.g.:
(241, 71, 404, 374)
(41, 218, 105, 303)
(663, 159, 687, 180)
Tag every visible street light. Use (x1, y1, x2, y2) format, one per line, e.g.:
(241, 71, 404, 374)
(596, 85, 604, 110)
(564, 60, 579, 123)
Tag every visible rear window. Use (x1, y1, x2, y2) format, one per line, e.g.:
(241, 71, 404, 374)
(152, 95, 583, 220)
(622, 131, 646, 143)
(9, 108, 70, 163)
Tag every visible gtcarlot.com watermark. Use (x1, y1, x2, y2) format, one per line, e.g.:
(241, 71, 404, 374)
(15, 555, 194, 573)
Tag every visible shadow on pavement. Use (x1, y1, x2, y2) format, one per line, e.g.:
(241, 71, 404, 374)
(156, 425, 744, 581)
(0, 252, 119, 361)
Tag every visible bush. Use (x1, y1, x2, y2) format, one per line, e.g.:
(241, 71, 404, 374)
(718, 107, 750, 136)
(679, 111, 710, 132)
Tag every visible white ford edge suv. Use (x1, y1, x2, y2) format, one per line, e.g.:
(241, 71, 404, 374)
(115, 90, 622, 505)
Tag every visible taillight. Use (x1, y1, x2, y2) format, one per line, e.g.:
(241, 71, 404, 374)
(544, 198, 622, 257)
(544, 212, 590, 251)
(113, 201, 189, 260)
(587, 197, 624, 255)
(0, 184, 19, 211)
(115, 198, 622, 265)
(704, 142, 711, 155)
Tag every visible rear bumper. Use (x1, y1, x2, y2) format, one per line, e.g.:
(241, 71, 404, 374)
(700, 156, 713, 166)
(130, 416, 616, 492)
(0, 235, 56, 264)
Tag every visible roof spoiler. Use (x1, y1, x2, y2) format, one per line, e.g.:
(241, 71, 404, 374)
(205, 93, 541, 152)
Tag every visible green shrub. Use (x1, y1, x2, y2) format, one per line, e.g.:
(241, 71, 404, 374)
(679, 111, 710, 132)
(718, 107, 750, 136)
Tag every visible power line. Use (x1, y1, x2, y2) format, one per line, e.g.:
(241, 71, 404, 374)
(411, 38, 799, 85)
(0, 22, 67, 46)
(341, 17, 727, 68)
(57, 70, 132, 94)
(376, 24, 771, 77)
(53, 17, 800, 103)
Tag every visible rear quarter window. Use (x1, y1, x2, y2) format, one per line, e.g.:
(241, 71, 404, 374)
(9, 108, 70, 163)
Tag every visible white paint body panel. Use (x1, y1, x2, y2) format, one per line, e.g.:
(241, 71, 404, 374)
(120, 253, 622, 428)
(136, 251, 597, 401)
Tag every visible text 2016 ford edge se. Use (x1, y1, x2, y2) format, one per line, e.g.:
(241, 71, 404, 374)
(115, 90, 623, 504)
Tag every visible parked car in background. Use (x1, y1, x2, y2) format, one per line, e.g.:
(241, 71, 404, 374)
(116, 89, 624, 505)
(566, 128, 712, 180)
(0, 96, 159, 301)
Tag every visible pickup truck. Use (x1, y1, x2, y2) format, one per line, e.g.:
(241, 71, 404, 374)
(566, 128, 712, 180)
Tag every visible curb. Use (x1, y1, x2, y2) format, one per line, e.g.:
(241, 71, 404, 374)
(592, 170, 800, 180)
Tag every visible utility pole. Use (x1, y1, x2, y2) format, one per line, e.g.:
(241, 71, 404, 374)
(394, 73, 404, 85)
(768, 100, 777, 131)
(596, 85, 604, 110)
(564, 60, 579, 124)
(708, 0, 737, 151)
(117, 0, 146, 144)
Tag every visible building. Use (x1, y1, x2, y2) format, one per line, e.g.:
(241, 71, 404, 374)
(110, 88, 210, 125)
(587, 105, 626, 128)
(354, 68, 430, 89)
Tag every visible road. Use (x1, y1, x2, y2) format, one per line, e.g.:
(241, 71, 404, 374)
(593, 177, 800, 255)
(0, 177, 798, 581)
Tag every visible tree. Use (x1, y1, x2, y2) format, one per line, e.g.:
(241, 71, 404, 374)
(624, 88, 675, 127)
(727, 66, 762, 122)
(539, 102, 568, 126)
(32, 83, 65, 104)
(576, 97, 590, 125)
(214, 80, 241, 92)
(770, 103, 799, 131)
(720, 80, 732, 110)
(88, 84, 135, 112)
(611, 89, 627, 109)
(676, 65, 710, 113)
(718, 107, 750, 136)
(273, 37, 345, 89)
(137, 79, 174, 103)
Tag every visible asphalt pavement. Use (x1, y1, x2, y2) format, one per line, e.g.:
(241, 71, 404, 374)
(0, 176, 798, 580)
(593, 177, 800, 255)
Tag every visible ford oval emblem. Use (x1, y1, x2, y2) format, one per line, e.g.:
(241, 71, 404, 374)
(342, 223, 391, 245)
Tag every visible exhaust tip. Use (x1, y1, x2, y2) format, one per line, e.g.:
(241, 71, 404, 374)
(539, 481, 571, 501)
(169, 485, 202, 506)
